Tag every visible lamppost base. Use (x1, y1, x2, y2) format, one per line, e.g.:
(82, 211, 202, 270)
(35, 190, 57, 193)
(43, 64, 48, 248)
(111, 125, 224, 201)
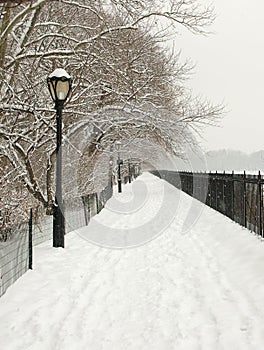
(118, 181, 122, 193)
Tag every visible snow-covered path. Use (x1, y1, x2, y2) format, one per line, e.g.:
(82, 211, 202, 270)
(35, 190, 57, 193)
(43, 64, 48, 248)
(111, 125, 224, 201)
(1, 173, 264, 350)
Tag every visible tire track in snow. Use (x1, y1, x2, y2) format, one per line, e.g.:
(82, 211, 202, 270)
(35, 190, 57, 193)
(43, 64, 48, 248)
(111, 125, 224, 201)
(2, 174, 264, 349)
(53, 249, 125, 349)
(153, 226, 221, 350)
(181, 225, 261, 349)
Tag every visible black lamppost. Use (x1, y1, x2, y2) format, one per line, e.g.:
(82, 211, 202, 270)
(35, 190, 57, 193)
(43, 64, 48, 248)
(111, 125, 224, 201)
(128, 159, 131, 183)
(47, 68, 72, 248)
(115, 141, 123, 193)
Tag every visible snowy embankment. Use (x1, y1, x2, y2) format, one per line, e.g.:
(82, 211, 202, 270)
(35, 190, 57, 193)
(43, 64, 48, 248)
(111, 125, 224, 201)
(1, 173, 264, 349)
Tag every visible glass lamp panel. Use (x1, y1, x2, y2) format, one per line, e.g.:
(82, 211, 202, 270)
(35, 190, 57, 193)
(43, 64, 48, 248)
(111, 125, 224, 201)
(48, 81, 56, 101)
(115, 141, 121, 151)
(56, 80, 70, 101)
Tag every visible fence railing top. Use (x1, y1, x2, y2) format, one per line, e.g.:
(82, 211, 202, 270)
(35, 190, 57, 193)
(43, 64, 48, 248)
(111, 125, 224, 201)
(150, 169, 264, 184)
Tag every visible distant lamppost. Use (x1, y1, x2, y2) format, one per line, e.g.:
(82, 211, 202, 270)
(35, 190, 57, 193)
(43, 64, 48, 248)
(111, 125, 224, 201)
(115, 141, 123, 193)
(135, 164, 139, 178)
(108, 144, 114, 188)
(47, 68, 72, 248)
(128, 159, 131, 183)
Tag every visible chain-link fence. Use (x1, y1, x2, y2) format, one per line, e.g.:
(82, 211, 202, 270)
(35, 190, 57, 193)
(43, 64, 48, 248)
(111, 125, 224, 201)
(0, 181, 113, 297)
(0, 222, 29, 297)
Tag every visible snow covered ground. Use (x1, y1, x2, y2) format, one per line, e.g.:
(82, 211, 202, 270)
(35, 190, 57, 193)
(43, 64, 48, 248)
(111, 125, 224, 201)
(1, 172, 264, 349)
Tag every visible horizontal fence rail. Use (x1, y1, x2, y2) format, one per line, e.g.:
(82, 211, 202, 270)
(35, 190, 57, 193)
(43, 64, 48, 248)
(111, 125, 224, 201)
(0, 181, 113, 298)
(151, 170, 264, 238)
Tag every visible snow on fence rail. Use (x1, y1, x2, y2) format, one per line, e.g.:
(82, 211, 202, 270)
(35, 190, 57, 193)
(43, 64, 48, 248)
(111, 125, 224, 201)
(0, 182, 113, 298)
(151, 170, 264, 238)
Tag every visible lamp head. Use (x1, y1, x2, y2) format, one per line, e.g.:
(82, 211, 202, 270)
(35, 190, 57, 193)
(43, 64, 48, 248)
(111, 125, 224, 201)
(47, 68, 72, 107)
(115, 140, 121, 151)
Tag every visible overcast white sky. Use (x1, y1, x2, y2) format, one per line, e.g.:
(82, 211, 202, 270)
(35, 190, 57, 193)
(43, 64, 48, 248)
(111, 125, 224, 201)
(174, 0, 264, 153)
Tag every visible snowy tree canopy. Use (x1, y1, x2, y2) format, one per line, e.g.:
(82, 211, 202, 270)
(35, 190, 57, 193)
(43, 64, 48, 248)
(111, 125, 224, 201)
(0, 0, 223, 227)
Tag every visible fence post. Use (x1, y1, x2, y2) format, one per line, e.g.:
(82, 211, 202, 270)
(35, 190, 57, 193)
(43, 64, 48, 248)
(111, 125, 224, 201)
(95, 193, 99, 214)
(190, 172, 193, 196)
(209, 171, 212, 207)
(243, 171, 247, 228)
(258, 171, 263, 237)
(223, 171, 226, 215)
(215, 171, 218, 210)
(231, 171, 235, 221)
(82, 196, 89, 226)
(28, 208, 33, 270)
(87, 194, 91, 222)
(198, 172, 201, 201)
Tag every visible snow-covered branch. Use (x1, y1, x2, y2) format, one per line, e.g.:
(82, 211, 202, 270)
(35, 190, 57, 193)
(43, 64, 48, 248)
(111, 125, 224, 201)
(0, 0, 222, 228)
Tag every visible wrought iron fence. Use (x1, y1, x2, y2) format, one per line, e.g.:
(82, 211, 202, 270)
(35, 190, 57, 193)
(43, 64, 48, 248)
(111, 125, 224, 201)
(151, 170, 264, 238)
